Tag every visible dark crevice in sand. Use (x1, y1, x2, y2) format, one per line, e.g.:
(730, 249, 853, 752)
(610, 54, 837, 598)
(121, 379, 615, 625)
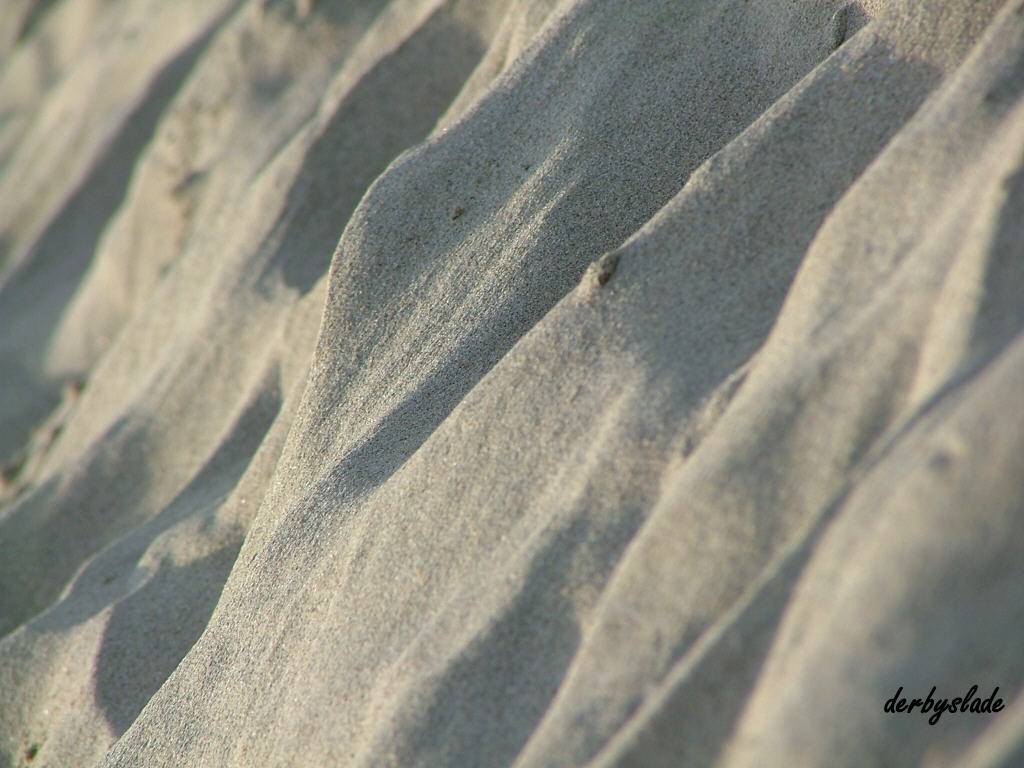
(592, 527, 822, 768)
(13, 0, 60, 45)
(358, 522, 590, 766)
(259, 6, 488, 296)
(0, 365, 281, 641)
(94, 544, 242, 735)
(0, 1, 241, 465)
(0, 416, 148, 639)
(303, 321, 514, 514)
(0, 376, 83, 503)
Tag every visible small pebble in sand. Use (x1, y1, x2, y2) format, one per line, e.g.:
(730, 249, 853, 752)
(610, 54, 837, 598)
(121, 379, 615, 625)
(594, 252, 619, 287)
(831, 5, 851, 50)
(580, 252, 620, 301)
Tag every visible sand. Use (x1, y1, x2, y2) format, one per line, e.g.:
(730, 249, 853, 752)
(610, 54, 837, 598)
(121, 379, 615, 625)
(1, 0, 1022, 765)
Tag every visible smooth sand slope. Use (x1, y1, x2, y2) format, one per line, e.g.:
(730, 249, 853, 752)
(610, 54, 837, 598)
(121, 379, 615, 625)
(1, 0, 1023, 766)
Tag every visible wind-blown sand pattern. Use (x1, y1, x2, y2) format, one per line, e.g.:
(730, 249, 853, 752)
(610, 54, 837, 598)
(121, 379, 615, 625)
(1, 0, 1023, 765)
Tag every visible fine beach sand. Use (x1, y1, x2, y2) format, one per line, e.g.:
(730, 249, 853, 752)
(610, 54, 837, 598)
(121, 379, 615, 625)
(1, 0, 1023, 765)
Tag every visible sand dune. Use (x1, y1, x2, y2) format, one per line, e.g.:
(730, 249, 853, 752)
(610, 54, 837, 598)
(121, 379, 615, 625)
(1, 1, 1022, 765)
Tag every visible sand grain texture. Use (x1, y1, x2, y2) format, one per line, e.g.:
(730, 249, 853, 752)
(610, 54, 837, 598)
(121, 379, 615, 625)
(1, 1, 1023, 766)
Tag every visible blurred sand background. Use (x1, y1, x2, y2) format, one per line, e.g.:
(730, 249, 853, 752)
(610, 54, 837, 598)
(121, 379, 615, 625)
(1, 0, 1023, 765)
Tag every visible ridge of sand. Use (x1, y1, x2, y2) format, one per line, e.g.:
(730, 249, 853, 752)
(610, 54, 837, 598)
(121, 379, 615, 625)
(1, 1, 1022, 766)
